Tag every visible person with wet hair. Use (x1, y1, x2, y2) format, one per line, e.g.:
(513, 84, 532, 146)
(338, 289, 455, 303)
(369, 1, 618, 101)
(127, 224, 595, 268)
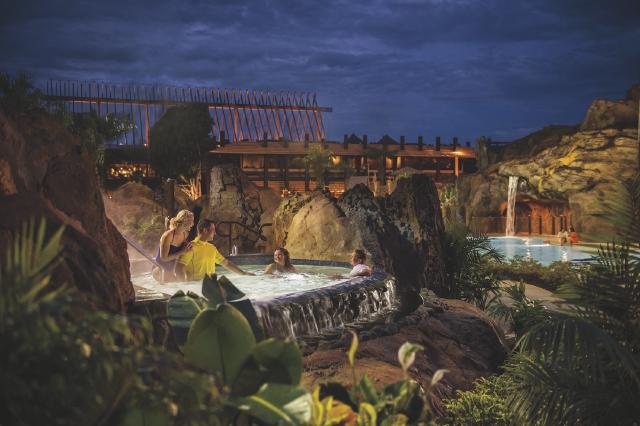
(350, 249, 372, 277)
(265, 247, 297, 274)
(152, 209, 194, 283)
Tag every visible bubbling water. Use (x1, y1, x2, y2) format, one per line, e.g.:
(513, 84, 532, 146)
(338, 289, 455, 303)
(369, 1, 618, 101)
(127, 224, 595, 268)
(132, 264, 353, 301)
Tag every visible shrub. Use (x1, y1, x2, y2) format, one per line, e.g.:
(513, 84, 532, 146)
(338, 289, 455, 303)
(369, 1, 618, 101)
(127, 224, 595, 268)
(442, 222, 503, 308)
(0, 71, 42, 116)
(442, 373, 515, 426)
(485, 256, 583, 292)
(0, 220, 221, 425)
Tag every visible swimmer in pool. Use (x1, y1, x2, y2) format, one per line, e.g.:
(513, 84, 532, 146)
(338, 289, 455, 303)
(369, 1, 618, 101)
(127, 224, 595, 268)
(265, 247, 297, 274)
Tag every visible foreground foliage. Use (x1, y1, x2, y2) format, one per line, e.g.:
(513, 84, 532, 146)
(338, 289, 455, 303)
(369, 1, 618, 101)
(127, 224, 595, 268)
(442, 373, 515, 426)
(0, 221, 223, 425)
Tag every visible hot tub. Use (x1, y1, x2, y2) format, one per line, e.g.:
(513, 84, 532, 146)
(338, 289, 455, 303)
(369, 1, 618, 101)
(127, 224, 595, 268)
(131, 255, 397, 338)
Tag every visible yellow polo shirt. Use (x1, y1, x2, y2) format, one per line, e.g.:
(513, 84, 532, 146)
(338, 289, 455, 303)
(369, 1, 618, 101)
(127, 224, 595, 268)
(177, 237, 226, 281)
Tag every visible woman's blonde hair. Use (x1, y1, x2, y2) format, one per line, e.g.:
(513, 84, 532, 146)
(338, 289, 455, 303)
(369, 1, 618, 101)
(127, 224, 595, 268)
(169, 210, 194, 230)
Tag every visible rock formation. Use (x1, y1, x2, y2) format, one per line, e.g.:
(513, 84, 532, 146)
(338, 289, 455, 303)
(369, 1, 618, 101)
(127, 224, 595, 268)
(273, 175, 446, 305)
(0, 108, 133, 312)
(201, 164, 280, 254)
(459, 85, 639, 237)
(302, 299, 508, 414)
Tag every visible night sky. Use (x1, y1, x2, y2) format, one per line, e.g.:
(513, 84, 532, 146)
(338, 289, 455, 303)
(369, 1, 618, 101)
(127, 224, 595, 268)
(2, 0, 639, 144)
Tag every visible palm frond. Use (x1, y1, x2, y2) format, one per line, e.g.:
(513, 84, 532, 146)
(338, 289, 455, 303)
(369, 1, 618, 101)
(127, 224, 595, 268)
(517, 314, 640, 388)
(0, 219, 65, 322)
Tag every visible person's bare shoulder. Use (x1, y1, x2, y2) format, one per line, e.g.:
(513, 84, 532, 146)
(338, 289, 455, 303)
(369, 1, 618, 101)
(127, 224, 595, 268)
(265, 263, 276, 275)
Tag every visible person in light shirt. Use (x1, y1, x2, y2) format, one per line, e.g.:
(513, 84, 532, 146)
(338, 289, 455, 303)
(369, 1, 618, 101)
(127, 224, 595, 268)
(349, 249, 372, 277)
(175, 219, 254, 281)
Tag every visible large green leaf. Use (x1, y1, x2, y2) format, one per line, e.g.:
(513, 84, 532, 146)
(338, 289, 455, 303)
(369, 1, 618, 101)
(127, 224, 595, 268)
(231, 383, 312, 425)
(201, 274, 265, 340)
(201, 274, 225, 306)
(183, 304, 256, 385)
(229, 299, 265, 341)
(166, 290, 207, 349)
(232, 338, 302, 395)
(218, 275, 247, 301)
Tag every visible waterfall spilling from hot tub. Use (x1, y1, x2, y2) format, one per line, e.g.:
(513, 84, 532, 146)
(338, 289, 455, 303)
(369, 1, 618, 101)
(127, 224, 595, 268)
(254, 275, 397, 338)
(506, 176, 518, 236)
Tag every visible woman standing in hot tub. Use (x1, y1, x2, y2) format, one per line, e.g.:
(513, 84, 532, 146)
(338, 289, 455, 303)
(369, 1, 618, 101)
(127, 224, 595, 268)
(265, 247, 297, 274)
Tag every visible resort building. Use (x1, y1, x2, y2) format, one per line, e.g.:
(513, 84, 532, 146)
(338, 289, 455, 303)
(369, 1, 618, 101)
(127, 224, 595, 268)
(207, 134, 476, 196)
(41, 79, 477, 193)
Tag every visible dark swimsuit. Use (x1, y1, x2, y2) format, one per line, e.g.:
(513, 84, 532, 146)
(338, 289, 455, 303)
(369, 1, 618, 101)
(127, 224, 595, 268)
(154, 230, 185, 272)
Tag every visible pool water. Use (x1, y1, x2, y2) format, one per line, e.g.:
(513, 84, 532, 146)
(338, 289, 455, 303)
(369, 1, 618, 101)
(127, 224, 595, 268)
(132, 264, 353, 301)
(489, 237, 598, 266)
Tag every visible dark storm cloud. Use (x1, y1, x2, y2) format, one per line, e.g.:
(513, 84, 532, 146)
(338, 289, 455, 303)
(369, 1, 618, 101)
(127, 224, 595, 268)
(1, 0, 638, 142)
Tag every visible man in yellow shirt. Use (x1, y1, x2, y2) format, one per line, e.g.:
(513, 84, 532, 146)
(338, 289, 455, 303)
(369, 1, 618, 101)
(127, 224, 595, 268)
(175, 219, 254, 281)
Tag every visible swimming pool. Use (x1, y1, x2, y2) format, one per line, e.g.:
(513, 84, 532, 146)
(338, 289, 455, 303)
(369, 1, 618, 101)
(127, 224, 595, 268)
(489, 237, 598, 266)
(132, 263, 353, 301)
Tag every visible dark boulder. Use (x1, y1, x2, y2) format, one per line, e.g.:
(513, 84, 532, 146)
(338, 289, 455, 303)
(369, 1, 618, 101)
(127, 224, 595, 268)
(0, 108, 133, 312)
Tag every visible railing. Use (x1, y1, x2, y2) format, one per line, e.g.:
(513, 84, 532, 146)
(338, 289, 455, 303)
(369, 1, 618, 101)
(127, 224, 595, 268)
(471, 216, 574, 235)
(215, 221, 272, 255)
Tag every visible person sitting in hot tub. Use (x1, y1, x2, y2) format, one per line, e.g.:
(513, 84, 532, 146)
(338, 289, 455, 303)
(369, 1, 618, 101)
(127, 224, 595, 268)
(175, 219, 254, 281)
(265, 247, 297, 274)
(350, 249, 372, 277)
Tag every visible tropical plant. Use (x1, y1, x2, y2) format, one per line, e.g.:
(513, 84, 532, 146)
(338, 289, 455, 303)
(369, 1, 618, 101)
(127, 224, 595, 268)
(0, 71, 42, 116)
(312, 333, 447, 425)
(485, 256, 584, 292)
(487, 281, 553, 338)
(441, 222, 504, 308)
(148, 104, 211, 179)
(178, 173, 202, 200)
(502, 174, 640, 425)
(301, 144, 336, 189)
(442, 373, 516, 426)
(55, 107, 133, 177)
(0, 220, 223, 425)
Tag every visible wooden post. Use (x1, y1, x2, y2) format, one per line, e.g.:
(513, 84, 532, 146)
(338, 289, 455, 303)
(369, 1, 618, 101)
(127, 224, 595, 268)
(220, 131, 226, 147)
(304, 133, 309, 148)
(262, 132, 268, 148)
(528, 216, 532, 235)
(304, 164, 310, 192)
(201, 153, 210, 197)
(454, 155, 459, 177)
(418, 135, 423, 150)
(539, 216, 543, 235)
(283, 156, 289, 189)
(263, 155, 268, 188)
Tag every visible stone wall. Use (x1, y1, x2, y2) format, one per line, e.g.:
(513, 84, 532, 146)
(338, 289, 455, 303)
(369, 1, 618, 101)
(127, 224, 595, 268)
(273, 175, 446, 303)
(459, 86, 639, 237)
(0, 108, 133, 312)
(201, 164, 280, 254)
